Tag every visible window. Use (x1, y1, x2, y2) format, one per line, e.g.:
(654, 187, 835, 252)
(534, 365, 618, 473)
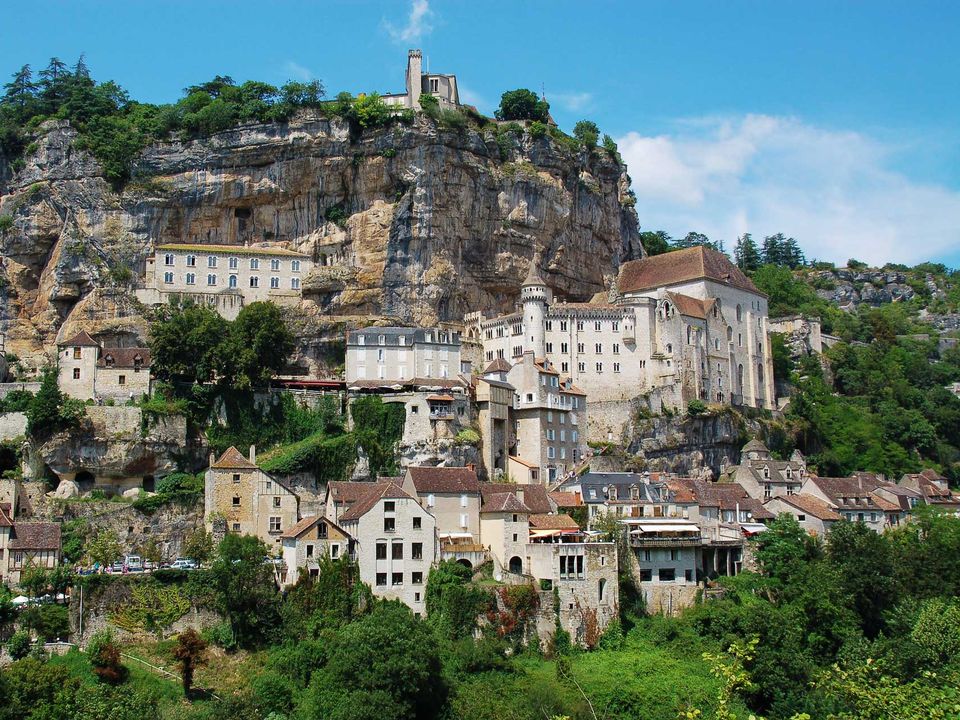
(232, 496, 241, 507)
(384, 501, 395, 512)
(612, 321, 619, 331)
(412, 571, 423, 584)
(460, 494, 468, 508)
(612, 343, 620, 354)
(291, 277, 300, 290)
(685, 569, 693, 582)
(577, 342, 585, 354)
(460, 513, 469, 528)
(376, 573, 387, 586)
(426, 494, 435, 507)
(596, 362, 602, 373)
(164, 254, 174, 266)
(392, 543, 403, 560)
(392, 572, 403, 586)
(229, 256, 238, 269)
(232, 523, 240, 532)
(384, 517, 395, 533)
(670, 548, 679, 561)
(249, 276, 259, 288)
(305, 543, 315, 558)
(292, 260, 301, 272)
(546, 342, 553, 353)
(270, 276, 280, 289)
(736, 304, 742, 321)
(561, 361, 569, 373)
(273, 496, 281, 508)
(613, 362, 620, 373)
(411, 542, 423, 560)
(233, 473, 241, 483)
(271, 258, 280, 271)
(640, 569, 653, 582)
(229, 275, 237, 288)
(578, 362, 585, 373)
(72, 347, 82, 359)
(186, 272, 196, 285)
(560, 320, 568, 332)
(164, 271, 174, 284)
(250, 258, 259, 270)
(268, 517, 281, 532)
(659, 568, 676, 581)
(376, 542, 387, 560)
(118, 375, 126, 386)
(207, 274, 216, 286)
(318, 522, 327, 539)
(70, 367, 81, 380)
(430, 77, 439, 92)
(797, 514, 806, 522)
(595, 343, 602, 353)
(576, 320, 584, 331)
(330, 544, 340, 558)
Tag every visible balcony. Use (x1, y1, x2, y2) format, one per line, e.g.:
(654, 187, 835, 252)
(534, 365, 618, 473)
(629, 535, 702, 548)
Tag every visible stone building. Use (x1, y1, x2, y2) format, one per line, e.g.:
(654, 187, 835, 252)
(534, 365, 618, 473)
(400, 466, 482, 564)
(0, 501, 61, 586)
(469, 247, 775, 427)
(345, 326, 462, 384)
(336, 481, 437, 616)
(279, 515, 353, 587)
(57, 331, 151, 402)
(138, 243, 312, 320)
(204, 446, 300, 548)
(473, 368, 515, 479)
(801, 475, 887, 533)
(721, 439, 807, 501)
(382, 49, 460, 110)
(764, 493, 841, 536)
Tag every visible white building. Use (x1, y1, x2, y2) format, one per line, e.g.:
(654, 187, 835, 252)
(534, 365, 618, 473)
(57, 331, 151, 402)
(469, 247, 775, 421)
(138, 243, 312, 320)
(382, 49, 460, 111)
(345, 326, 461, 385)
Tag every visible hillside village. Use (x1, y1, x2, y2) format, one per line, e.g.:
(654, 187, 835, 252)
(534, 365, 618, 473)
(2, 44, 960, 720)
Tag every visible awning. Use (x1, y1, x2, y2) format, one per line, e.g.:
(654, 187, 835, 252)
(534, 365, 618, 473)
(439, 532, 474, 540)
(741, 523, 769, 534)
(11, 595, 30, 606)
(634, 523, 700, 533)
(530, 528, 580, 539)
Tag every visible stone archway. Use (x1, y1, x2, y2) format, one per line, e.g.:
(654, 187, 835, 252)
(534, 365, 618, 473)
(508, 556, 523, 574)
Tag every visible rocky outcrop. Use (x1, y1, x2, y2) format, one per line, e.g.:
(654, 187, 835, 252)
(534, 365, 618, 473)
(807, 267, 936, 310)
(24, 406, 192, 488)
(0, 114, 641, 376)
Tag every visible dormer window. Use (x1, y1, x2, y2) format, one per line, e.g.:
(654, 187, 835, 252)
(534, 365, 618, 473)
(608, 486, 618, 501)
(785, 467, 792, 479)
(104, 354, 114, 367)
(763, 466, 770, 479)
(630, 486, 640, 500)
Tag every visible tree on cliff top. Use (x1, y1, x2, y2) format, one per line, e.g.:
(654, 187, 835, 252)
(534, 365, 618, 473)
(26, 367, 85, 438)
(495, 88, 550, 122)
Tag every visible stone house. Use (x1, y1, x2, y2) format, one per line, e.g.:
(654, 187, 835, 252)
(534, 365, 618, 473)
(0, 502, 61, 586)
(336, 482, 437, 616)
(568, 472, 687, 526)
(621, 516, 700, 615)
(204, 446, 300, 549)
(325, 480, 387, 524)
(345, 327, 462, 385)
(138, 243, 313, 320)
(279, 516, 353, 587)
(506, 352, 587, 484)
(469, 247, 775, 423)
(764, 493, 841, 536)
(899, 469, 960, 513)
(871, 482, 923, 526)
(381, 49, 460, 110)
(401, 466, 482, 566)
(721, 439, 807, 501)
(473, 367, 515, 479)
(57, 331, 151, 402)
(801, 475, 887, 533)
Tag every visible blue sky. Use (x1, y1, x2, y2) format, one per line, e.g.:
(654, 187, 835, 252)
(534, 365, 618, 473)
(3, 1, 959, 267)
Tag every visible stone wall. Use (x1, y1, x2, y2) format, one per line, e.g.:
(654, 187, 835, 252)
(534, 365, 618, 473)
(0, 411, 27, 441)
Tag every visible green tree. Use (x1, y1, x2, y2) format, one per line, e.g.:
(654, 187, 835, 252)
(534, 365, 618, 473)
(3, 64, 37, 112)
(302, 601, 447, 720)
(752, 513, 819, 590)
(282, 556, 370, 637)
(26, 367, 81, 438)
(86, 528, 122, 568)
(418, 92, 440, 119)
(172, 627, 208, 695)
(5, 629, 32, 660)
(228, 301, 294, 389)
(352, 93, 391, 128)
(19, 565, 49, 598)
(88, 629, 128, 685)
(182, 528, 214, 564)
(20, 603, 70, 641)
(734, 233, 762, 271)
(149, 301, 230, 385)
(495, 88, 550, 122)
(208, 533, 280, 647)
(640, 230, 673, 256)
(826, 520, 897, 637)
(573, 120, 599, 149)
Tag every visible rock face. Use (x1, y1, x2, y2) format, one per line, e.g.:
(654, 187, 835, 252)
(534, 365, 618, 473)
(0, 114, 641, 375)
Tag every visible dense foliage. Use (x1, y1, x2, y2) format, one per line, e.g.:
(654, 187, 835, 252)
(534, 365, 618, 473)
(495, 88, 550, 122)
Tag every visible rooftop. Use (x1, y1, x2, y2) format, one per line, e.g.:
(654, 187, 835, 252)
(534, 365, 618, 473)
(156, 243, 309, 258)
(211, 447, 258, 470)
(618, 246, 763, 296)
(406, 466, 480, 494)
(59, 330, 99, 347)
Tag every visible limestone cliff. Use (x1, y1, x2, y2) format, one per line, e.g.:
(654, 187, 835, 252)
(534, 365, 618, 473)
(0, 114, 640, 374)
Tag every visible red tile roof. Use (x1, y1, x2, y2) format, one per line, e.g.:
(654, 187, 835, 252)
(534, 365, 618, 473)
(211, 447, 258, 469)
(9, 522, 61, 550)
(59, 330, 99, 347)
(328, 481, 381, 505)
(406, 466, 480, 494)
(772, 493, 841, 521)
(481, 492, 531, 513)
(483, 358, 513, 374)
(0, 503, 12, 527)
(339, 483, 413, 522)
(549, 491, 582, 507)
(618, 246, 762, 296)
(279, 515, 350, 540)
(665, 292, 712, 320)
(480, 483, 553, 514)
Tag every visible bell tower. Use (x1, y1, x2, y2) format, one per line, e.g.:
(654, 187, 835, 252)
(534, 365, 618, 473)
(521, 253, 551, 357)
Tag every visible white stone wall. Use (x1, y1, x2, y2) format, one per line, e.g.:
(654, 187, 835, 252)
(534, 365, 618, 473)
(346, 335, 461, 383)
(94, 366, 151, 401)
(0, 412, 27, 441)
(58, 343, 98, 400)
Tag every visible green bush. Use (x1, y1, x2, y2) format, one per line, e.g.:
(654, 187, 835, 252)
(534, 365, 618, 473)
(0, 214, 13, 233)
(455, 427, 481, 445)
(573, 120, 599, 149)
(686, 399, 708, 416)
(20, 604, 70, 641)
(201, 621, 238, 652)
(6, 629, 32, 660)
(418, 93, 440, 119)
(528, 121, 547, 140)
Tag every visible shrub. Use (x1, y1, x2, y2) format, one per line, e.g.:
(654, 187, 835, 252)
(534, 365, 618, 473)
(201, 621, 238, 652)
(573, 120, 599, 149)
(528, 121, 547, 140)
(6, 629, 32, 660)
(352, 93, 391, 129)
(455, 428, 481, 445)
(20, 603, 70, 641)
(418, 93, 440, 119)
(0, 214, 13, 233)
(438, 108, 467, 132)
(88, 629, 128, 684)
(496, 88, 550, 122)
(687, 399, 708, 416)
(172, 628, 208, 694)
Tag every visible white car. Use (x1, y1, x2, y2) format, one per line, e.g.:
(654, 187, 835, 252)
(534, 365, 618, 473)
(170, 558, 198, 570)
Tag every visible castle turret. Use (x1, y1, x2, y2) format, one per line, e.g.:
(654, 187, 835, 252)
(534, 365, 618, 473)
(405, 49, 423, 109)
(521, 254, 551, 358)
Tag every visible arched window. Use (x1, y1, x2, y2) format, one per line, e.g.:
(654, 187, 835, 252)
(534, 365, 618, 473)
(736, 304, 742, 322)
(598, 578, 607, 603)
(737, 364, 744, 391)
(727, 327, 733, 342)
(508, 556, 523, 574)
(666, 343, 673, 354)
(228, 275, 238, 289)
(687, 326, 692, 344)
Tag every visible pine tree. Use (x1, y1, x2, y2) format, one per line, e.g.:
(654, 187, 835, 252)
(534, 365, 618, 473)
(734, 233, 761, 271)
(2, 65, 37, 111)
(762, 233, 787, 266)
(784, 236, 806, 268)
(73, 54, 91, 80)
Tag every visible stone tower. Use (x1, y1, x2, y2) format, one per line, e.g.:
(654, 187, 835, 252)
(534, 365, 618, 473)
(405, 49, 423, 109)
(521, 254, 551, 358)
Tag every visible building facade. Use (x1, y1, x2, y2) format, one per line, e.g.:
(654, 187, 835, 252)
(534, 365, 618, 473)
(279, 516, 353, 587)
(468, 247, 775, 418)
(204, 446, 300, 548)
(0, 502, 61, 587)
(382, 49, 460, 110)
(57, 331, 151, 401)
(138, 244, 312, 320)
(345, 327, 462, 385)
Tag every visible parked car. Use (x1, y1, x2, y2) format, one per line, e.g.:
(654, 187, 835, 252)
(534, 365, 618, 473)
(125, 555, 144, 572)
(170, 558, 198, 570)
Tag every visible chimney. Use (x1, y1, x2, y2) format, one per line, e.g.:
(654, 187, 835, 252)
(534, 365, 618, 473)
(249, 445, 256, 464)
(209, 451, 215, 468)
(516, 487, 524, 504)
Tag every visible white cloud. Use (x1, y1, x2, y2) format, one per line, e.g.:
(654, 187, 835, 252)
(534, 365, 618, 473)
(550, 91, 593, 112)
(618, 115, 960, 265)
(385, 0, 433, 43)
(282, 61, 313, 81)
